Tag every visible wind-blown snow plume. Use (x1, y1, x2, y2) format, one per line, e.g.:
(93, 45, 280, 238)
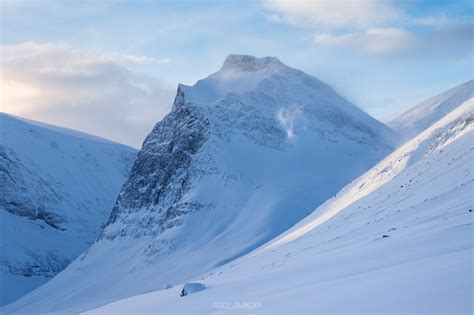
(276, 106, 305, 139)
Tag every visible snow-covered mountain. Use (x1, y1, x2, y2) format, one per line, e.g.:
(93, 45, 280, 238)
(85, 93, 474, 314)
(0, 113, 137, 306)
(389, 79, 473, 140)
(3, 54, 399, 314)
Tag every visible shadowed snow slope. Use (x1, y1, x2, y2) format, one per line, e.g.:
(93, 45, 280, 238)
(0, 113, 136, 306)
(85, 97, 473, 315)
(389, 79, 473, 140)
(3, 54, 398, 314)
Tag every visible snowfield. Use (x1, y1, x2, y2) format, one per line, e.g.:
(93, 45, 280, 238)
(0, 114, 136, 306)
(84, 99, 473, 314)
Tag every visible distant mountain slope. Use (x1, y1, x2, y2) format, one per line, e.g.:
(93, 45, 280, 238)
(389, 79, 473, 139)
(3, 54, 399, 314)
(86, 97, 474, 315)
(0, 113, 136, 306)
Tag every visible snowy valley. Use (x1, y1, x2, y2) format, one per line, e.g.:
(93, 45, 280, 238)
(1, 55, 472, 315)
(3, 55, 400, 314)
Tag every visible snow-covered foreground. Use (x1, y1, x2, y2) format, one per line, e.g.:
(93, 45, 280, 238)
(85, 99, 473, 314)
(0, 114, 136, 305)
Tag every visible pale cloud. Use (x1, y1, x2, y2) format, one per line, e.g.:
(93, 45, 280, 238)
(0, 42, 175, 148)
(314, 28, 420, 54)
(265, 0, 473, 57)
(264, 0, 400, 29)
(313, 20, 473, 57)
(264, 0, 411, 55)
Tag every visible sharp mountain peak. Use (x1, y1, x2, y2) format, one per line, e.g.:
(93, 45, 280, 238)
(220, 54, 285, 72)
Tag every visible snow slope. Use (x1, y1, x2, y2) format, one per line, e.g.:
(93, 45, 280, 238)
(3, 54, 399, 314)
(86, 98, 473, 314)
(389, 79, 473, 140)
(0, 113, 136, 306)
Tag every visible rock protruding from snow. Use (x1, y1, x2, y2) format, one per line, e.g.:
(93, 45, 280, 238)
(102, 88, 210, 239)
(0, 113, 136, 306)
(180, 283, 206, 297)
(4, 54, 399, 315)
(389, 79, 473, 140)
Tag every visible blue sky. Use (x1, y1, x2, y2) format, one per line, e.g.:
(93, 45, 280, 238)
(1, 0, 473, 147)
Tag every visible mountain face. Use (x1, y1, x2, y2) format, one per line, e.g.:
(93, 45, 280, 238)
(88, 96, 474, 314)
(389, 79, 473, 140)
(0, 114, 136, 306)
(4, 54, 399, 314)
